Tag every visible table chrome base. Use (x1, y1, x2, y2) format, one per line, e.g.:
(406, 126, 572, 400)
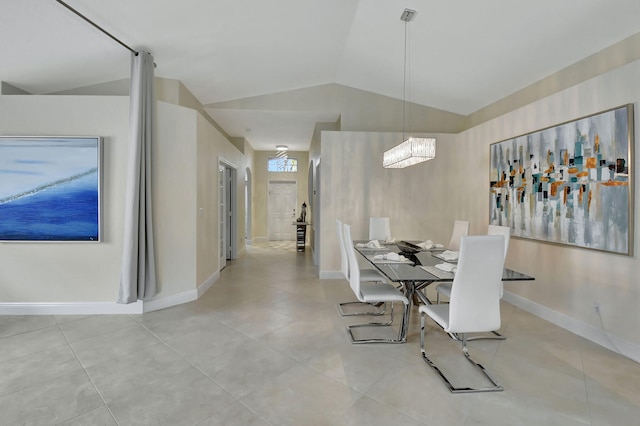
(337, 301, 386, 317)
(420, 317, 503, 393)
(347, 302, 409, 344)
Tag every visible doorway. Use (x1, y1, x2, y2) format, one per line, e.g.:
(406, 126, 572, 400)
(267, 180, 297, 241)
(245, 167, 252, 244)
(219, 159, 238, 270)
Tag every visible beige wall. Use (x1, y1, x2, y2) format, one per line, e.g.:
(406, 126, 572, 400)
(154, 102, 198, 298)
(457, 59, 640, 353)
(196, 112, 250, 286)
(0, 92, 250, 309)
(252, 150, 309, 241)
(309, 121, 339, 262)
(319, 131, 455, 277)
(0, 95, 128, 302)
(243, 143, 255, 244)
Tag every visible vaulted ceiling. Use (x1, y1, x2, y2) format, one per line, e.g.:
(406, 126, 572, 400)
(2, 1, 640, 150)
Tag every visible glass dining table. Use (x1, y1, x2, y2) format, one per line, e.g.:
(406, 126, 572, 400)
(354, 241, 534, 342)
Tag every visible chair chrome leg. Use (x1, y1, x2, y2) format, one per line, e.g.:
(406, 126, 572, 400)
(348, 302, 394, 330)
(349, 301, 394, 327)
(420, 311, 425, 350)
(420, 314, 503, 393)
(458, 335, 503, 392)
(337, 301, 386, 316)
(397, 294, 411, 342)
(465, 331, 507, 341)
(347, 301, 408, 344)
(450, 331, 507, 342)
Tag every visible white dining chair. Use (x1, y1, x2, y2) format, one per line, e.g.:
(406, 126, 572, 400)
(436, 224, 510, 304)
(419, 235, 505, 393)
(369, 217, 391, 241)
(447, 219, 469, 251)
(336, 220, 388, 316)
(343, 224, 409, 344)
(433, 219, 470, 304)
(487, 224, 510, 260)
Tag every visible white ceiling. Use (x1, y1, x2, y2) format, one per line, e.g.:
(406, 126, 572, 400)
(2, 0, 640, 151)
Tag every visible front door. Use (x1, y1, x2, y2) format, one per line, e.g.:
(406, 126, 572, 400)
(268, 181, 297, 240)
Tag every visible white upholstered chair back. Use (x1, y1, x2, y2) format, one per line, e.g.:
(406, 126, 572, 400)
(336, 220, 349, 280)
(447, 220, 469, 251)
(343, 224, 364, 302)
(448, 235, 505, 334)
(488, 224, 510, 258)
(369, 217, 391, 241)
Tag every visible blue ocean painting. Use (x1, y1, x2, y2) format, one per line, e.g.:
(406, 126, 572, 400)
(0, 137, 101, 241)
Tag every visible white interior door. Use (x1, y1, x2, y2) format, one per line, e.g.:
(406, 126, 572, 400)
(313, 160, 320, 265)
(268, 181, 297, 240)
(219, 165, 227, 269)
(245, 168, 252, 243)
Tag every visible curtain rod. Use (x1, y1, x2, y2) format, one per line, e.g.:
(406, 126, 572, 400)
(56, 0, 138, 55)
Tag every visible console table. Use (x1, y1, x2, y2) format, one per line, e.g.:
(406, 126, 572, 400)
(292, 222, 310, 252)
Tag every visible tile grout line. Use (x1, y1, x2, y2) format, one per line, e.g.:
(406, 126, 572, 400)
(56, 321, 121, 426)
(357, 366, 429, 425)
(134, 320, 275, 425)
(580, 351, 595, 425)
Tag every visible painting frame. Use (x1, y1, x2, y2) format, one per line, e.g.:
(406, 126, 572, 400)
(0, 136, 103, 242)
(489, 104, 634, 255)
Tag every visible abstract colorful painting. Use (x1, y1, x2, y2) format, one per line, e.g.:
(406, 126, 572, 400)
(0, 136, 102, 241)
(490, 105, 633, 255)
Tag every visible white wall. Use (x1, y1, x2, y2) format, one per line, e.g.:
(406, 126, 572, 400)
(318, 60, 640, 360)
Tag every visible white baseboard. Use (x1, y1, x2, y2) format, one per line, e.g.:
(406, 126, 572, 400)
(503, 291, 640, 363)
(143, 270, 220, 313)
(319, 270, 343, 280)
(253, 236, 268, 242)
(0, 301, 144, 315)
(197, 271, 219, 298)
(0, 271, 222, 316)
(142, 289, 198, 313)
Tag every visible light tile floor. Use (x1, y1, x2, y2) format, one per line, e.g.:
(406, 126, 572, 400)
(1, 243, 639, 425)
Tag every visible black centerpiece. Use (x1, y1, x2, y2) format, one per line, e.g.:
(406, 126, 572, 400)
(396, 240, 422, 255)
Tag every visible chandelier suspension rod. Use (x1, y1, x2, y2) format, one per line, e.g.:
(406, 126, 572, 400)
(401, 8, 415, 141)
(403, 18, 408, 142)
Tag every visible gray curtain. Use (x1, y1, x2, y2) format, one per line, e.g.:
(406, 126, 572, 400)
(118, 51, 157, 304)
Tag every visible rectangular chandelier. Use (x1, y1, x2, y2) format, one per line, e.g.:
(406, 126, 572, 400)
(383, 137, 436, 168)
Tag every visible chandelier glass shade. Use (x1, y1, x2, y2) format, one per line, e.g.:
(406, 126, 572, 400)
(383, 137, 436, 168)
